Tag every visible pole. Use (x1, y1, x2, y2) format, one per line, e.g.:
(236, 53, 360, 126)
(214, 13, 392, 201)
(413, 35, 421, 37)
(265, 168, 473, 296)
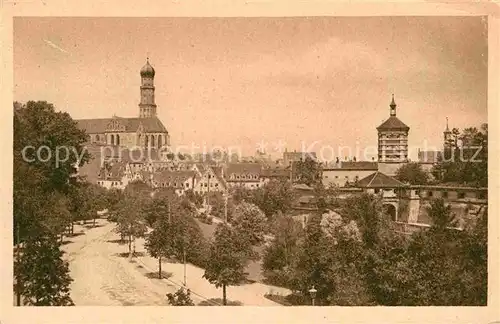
(183, 246, 187, 287)
(224, 194, 228, 224)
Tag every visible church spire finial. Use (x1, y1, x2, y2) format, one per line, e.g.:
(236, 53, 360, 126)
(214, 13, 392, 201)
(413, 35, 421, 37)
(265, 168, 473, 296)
(390, 94, 397, 116)
(445, 117, 450, 132)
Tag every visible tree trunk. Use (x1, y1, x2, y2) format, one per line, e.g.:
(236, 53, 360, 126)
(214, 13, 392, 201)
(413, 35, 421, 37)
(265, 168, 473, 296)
(128, 234, 132, 254)
(132, 237, 136, 254)
(159, 256, 162, 279)
(93, 217, 96, 227)
(222, 284, 227, 306)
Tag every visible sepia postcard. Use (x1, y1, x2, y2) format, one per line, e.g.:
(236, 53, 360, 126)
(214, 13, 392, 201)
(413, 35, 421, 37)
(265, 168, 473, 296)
(1, 1, 499, 323)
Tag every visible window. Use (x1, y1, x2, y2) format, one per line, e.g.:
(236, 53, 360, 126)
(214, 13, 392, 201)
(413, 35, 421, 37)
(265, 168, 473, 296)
(458, 192, 465, 199)
(204, 183, 207, 187)
(428, 191, 433, 197)
(345, 176, 349, 179)
(335, 176, 338, 179)
(478, 191, 486, 199)
(374, 189, 380, 194)
(442, 191, 448, 198)
(415, 190, 420, 195)
(215, 183, 218, 187)
(186, 183, 189, 188)
(256, 184, 259, 187)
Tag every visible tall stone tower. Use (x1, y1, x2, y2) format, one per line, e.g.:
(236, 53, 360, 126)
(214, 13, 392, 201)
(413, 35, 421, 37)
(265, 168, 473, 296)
(139, 58, 157, 118)
(376, 95, 410, 176)
(443, 117, 454, 150)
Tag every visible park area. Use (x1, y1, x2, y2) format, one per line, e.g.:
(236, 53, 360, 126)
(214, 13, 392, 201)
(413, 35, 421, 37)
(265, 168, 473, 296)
(61, 218, 290, 306)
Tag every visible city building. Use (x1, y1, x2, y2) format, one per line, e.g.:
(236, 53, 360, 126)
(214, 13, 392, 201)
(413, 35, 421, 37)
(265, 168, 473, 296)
(224, 162, 264, 189)
(322, 161, 379, 187)
(75, 59, 170, 150)
(193, 165, 227, 194)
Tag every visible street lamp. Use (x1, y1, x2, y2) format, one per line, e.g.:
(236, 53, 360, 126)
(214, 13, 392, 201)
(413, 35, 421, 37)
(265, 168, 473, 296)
(309, 286, 317, 306)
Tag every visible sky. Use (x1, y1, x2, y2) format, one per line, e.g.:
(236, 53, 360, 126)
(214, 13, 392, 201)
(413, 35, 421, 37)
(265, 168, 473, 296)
(13, 17, 488, 161)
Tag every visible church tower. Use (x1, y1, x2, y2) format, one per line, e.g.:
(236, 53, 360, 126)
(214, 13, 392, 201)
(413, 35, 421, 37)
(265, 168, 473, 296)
(139, 58, 157, 118)
(443, 117, 454, 150)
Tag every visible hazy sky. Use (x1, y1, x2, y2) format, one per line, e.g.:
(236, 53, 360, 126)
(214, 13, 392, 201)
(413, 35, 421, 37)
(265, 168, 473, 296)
(14, 17, 487, 160)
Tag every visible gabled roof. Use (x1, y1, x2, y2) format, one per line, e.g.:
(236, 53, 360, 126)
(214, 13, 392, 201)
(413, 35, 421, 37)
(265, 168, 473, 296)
(153, 170, 196, 185)
(209, 166, 227, 190)
(76, 116, 168, 133)
(261, 167, 290, 178)
(376, 116, 410, 131)
(356, 171, 406, 188)
(225, 163, 262, 176)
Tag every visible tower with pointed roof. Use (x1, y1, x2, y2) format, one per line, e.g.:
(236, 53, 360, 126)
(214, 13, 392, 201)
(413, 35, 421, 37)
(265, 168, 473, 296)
(376, 95, 410, 175)
(139, 58, 157, 118)
(443, 117, 454, 150)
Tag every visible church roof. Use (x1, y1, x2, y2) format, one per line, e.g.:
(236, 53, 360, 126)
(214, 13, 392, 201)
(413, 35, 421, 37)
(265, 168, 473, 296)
(376, 116, 409, 131)
(76, 116, 167, 134)
(357, 171, 406, 188)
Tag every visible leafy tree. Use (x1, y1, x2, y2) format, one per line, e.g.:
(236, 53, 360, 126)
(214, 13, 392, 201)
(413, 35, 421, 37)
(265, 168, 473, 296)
(395, 162, 429, 185)
(294, 156, 321, 186)
(166, 287, 195, 306)
(14, 234, 74, 306)
(203, 224, 252, 305)
(145, 196, 208, 271)
(426, 198, 458, 231)
(144, 205, 173, 278)
(262, 213, 303, 287)
(14, 101, 89, 304)
(231, 202, 268, 246)
(289, 213, 334, 305)
(432, 123, 487, 187)
(185, 189, 203, 208)
(115, 192, 147, 256)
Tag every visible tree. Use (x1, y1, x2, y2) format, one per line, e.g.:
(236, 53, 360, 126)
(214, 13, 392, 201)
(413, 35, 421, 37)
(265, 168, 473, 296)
(115, 192, 147, 256)
(14, 234, 74, 306)
(144, 208, 174, 278)
(145, 196, 208, 271)
(289, 213, 334, 305)
(432, 123, 487, 187)
(166, 287, 195, 306)
(14, 101, 89, 305)
(395, 162, 429, 185)
(294, 156, 321, 186)
(262, 213, 303, 287)
(231, 202, 268, 246)
(203, 224, 251, 305)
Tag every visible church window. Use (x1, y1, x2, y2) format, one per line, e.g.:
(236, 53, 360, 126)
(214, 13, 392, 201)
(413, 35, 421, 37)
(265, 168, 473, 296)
(158, 135, 162, 148)
(96, 134, 100, 142)
(151, 136, 155, 147)
(116, 135, 120, 146)
(111, 134, 115, 145)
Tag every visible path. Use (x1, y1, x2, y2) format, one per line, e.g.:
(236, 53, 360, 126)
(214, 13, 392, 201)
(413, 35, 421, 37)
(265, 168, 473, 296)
(63, 219, 290, 306)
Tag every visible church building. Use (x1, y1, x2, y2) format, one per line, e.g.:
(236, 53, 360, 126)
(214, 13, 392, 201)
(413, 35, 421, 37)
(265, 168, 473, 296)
(376, 95, 410, 176)
(76, 59, 170, 150)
